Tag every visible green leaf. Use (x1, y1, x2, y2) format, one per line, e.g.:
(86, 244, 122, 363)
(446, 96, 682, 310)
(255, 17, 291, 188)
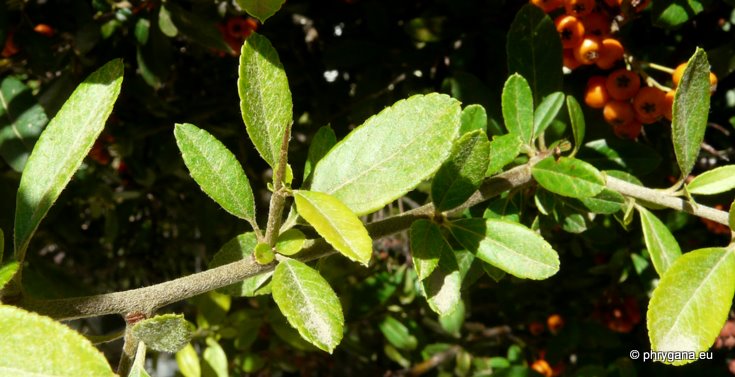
(409, 220, 446, 280)
(730, 200, 735, 232)
(276, 228, 306, 256)
(450, 218, 559, 280)
(432, 130, 490, 211)
(202, 338, 228, 377)
(209, 233, 272, 297)
(176, 343, 201, 377)
(423, 247, 462, 316)
(0, 228, 3, 260)
(579, 139, 661, 176)
(163, 3, 231, 53)
(501, 74, 534, 145)
(134, 18, 150, 45)
(532, 156, 606, 199)
(652, 0, 704, 29)
(303, 125, 336, 185)
(460, 104, 487, 135)
(128, 342, 151, 377)
(14, 59, 123, 262)
(566, 95, 585, 156)
(0, 262, 18, 291)
(0, 305, 116, 376)
(294, 190, 372, 265)
(0, 76, 48, 172)
(638, 206, 682, 276)
(533, 92, 564, 138)
(131, 314, 194, 353)
(439, 299, 465, 335)
(235, 0, 286, 23)
(687, 165, 735, 195)
(672, 48, 711, 178)
(238, 32, 292, 168)
(379, 316, 418, 351)
(174, 123, 256, 224)
(272, 258, 344, 353)
(158, 6, 178, 37)
(579, 189, 624, 214)
(507, 4, 563, 104)
(648, 247, 735, 365)
(486, 133, 522, 176)
(311, 93, 461, 215)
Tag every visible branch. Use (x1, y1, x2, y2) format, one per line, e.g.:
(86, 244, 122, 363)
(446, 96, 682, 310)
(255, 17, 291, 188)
(263, 125, 292, 246)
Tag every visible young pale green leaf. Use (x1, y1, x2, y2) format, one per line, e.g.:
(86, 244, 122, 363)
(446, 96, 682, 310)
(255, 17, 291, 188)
(486, 133, 522, 176)
(533, 92, 564, 138)
(648, 247, 735, 365)
(0, 261, 18, 291)
(209, 233, 272, 297)
(175, 344, 201, 377)
(174, 123, 256, 224)
(235, 0, 286, 23)
(579, 189, 624, 214)
(272, 258, 344, 353)
(294, 190, 372, 265)
(460, 104, 487, 135)
(14, 59, 123, 262)
(507, 4, 563, 104)
(128, 342, 151, 377)
(379, 316, 418, 351)
(409, 220, 446, 280)
(158, 6, 178, 37)
(311, 93, 460, 215)
(303, 125, 336, 186)
(0, 76, 48, 172)
(566, 95, 585, 156)
(432, 130, 491, 211)
(637, 206, 682, 276)
(202, 338, 228, 377)
(672, 48, 711, 179)
(0, 305, 116, 376)
(423, 248, 462, 316)
(276, 228, 306, 256)
(239, 32, 292, 168)
(686, 165, 735, 195)
(450, 218, 559, 280)
(532, 156, 605, 199)
(501, 74, 534, 145)
(131, 314, 194, 353)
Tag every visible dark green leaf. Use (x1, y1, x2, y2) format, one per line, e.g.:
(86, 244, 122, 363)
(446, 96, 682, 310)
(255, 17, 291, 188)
(236, 0, 286, 23)
(311, 93, 460, 215)
(460, 104, 487, 135)
(579, 139, 661, 176)
(730, 200, 735, 232)
(432, 130, 490, 211)
(134, 18, 150, 45)
(164, 3, 231, 53)
(132, 314, 194, 353)
(0, 76, 48, 172)
(239, 32, 292, 168)
(303, 125, 336, 185)
(501, 74, 534, 144)
(672, 48, 711, 178)
(209, 233, 272, 297)
(638, 206, 682, 276)
(272, 258, 344, 353)
(567, 95, 585, 156)
(652, 0, 704, 29)
(175, 123, 256, 224)
(507, 4, 563, 103)
(409, 220, 446, 280)
(486, 133, 522, 176)
(533, 92, 564, 138)
(648, 247, 735, 365)
(532, 156, 606, 198)
(14, 60, 123, 262)
(579, 189, 624, 214)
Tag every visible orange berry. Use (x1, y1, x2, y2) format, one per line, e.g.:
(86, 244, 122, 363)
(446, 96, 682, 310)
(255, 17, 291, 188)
(582, 12, 610, 37)
(603, 100, 636, 127)
(547, 314, 565, 334)
(595, 38, 624, 69)
(226, 17, 256, 38)
(33, 24, 55, 37)
(565, 0, 595, 17)
(584, 76, 610, 108)
(572, 36, 601, 65)
(555, 15, 585, 48)
(563, 49, 581, 70)
(529, 321, 545, 336)
(530, 0, 564, 13)
(663, 90, 675, 120)
(606, 69, 641, 100)
(1, 31, 19, 58)
(632, 86, 666, 124)
(531, 360, 553, 377)
(613, 120, 642, 139)
(672, 62, 718, 94)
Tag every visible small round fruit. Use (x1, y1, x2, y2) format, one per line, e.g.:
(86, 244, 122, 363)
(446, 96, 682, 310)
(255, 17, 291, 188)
(663, 90, 675, 120)
(603, 100, 636, 126)
(563, 49, 581, 70)
(531, 0, 564, 13)
(584, 76, 610, 108)
(547, 314, 565, 334)
(582, 12, 610, 37)
(529, 321, 545, 336)
(613, 120, 642, 139)
(632, 86, 666, 124)
(606, 69, 641, 100)
(254, 243, 275, 264)
(33, 24, 55, 37)
(555, 15, 585, 48)
(572, 36, 601, 65)
(672, 62, 718, 94)
(595, 38, 624, 69)
(531, 360, 553, 377)
(565, 0, 595, 17)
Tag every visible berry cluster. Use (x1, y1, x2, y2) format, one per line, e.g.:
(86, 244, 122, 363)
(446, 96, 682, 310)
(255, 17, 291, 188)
(217, 17, 259, 56)
(530, 0, 717, 139)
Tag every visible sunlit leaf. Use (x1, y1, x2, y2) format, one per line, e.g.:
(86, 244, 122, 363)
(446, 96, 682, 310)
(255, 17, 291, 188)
(501, 74, 534, 145)
(409, 220, 446, 280)
(176, 344, 201, 377)
(532, 156, 605, 199)
(638, 206, 682, 276)
(567, 95, 585, 156)
(209, 233, 272, 297)
(131, 314, 194, 353)
(460, 104, 487, 135)
(276, 228, 306, 256)
(202, 338, 228, 377)
(687, 165, 735, 195)
(235, 0, 286, 23)
(486, 133, 522, 176)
